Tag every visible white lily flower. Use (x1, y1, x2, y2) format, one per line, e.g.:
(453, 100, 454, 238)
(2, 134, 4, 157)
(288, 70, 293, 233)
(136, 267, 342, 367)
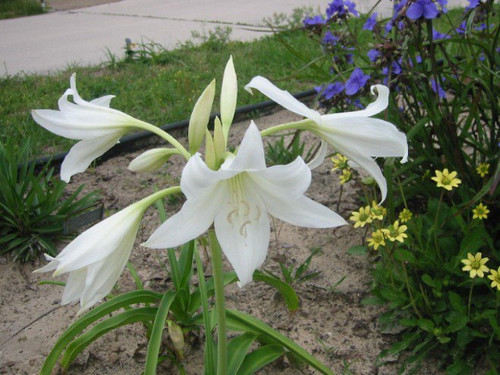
(245, 76, 408, 202)
(144, 122, 346, 286)
(32, 74, 151, 182)
(34, 191, 166, 313)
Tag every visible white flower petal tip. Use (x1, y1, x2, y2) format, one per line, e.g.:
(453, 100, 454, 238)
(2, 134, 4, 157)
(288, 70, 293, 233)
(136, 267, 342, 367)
(31, 74, 148, 180)
(145, 122, 344, 286)
(246, 76, 409, 201)
(36, 202, 146, 311)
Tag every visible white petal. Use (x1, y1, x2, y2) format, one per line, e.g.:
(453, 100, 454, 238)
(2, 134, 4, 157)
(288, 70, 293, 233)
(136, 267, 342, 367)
(245, 76, 322, 124)
(144, 186, 226, 249)
(61, 268, 87, 305)
(214, 186, 270, 286)
(53, 203, 142, 274)
(180, 153, 236, 200)
(60, 131, 124, 182)
(307, 140, 329, 170)
(227, 122, 266, 171)
(250, 156, 311, 197)
(261, 194, 346, 228)
(322, 84, 390, 121)
(31, 108, 121, 140)
(90, 95, 115, 108)
(78, 246, 131, 312)
(221, 56, 237, 136)
(320, 117, 408, 161)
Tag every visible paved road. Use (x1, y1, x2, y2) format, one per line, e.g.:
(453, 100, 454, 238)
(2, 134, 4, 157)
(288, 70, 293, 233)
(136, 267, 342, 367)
(0, 0, 469, 77)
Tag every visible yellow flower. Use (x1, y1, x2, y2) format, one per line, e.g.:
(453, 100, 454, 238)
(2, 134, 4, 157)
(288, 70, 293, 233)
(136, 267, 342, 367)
(431, 169, 461, 191)
(488, 267, 500, 291)
(331, 153, 349, 171)
(340, 168, 352, 185)
(367, 229, 387, 250)
(461, 252, 489, 278)
(472, 203, 489, 220)
(386, 220, 408, 243)
(476, 163, 490, 178)
(398, 208, 413, 223)
(350, 206, 372, 228)
(370, 201, 386, 221)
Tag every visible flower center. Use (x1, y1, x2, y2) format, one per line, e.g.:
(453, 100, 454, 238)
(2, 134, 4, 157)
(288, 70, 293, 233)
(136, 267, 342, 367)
(226, 174, 261, 238)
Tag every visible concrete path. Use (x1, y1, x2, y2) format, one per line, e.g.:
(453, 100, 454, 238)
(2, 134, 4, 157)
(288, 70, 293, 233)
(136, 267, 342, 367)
(0, 0, 469, 77)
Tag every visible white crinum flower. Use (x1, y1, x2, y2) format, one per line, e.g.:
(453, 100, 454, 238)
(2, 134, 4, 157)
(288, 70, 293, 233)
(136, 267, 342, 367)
(245, 77, 408, 202)
(35, 194, 158, 313)
(128, 148, 179, 173)
(32, 74, 151, 182)
(144, 122, 346, 285)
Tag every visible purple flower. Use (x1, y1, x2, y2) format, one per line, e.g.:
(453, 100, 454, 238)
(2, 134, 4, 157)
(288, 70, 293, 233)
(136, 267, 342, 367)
(431, 78, 446, 99)
(385, 21, 393, 33)
(326, 0, 358, 19)
(436, 0, 448, 12)
(322, 82, 345, 99)
(456, 21, 467, 35)
(367, 49, 380, 62)
(467, 0, 480, 9)
(322, 31, 339, 45)
(407, 0, 439, 20)
(474, 23, 488, 31)
(345, 68, 370, 96)
(363, 13, 378, 31)
(303, 15, 325, 27)
(432, 29, 450, 39)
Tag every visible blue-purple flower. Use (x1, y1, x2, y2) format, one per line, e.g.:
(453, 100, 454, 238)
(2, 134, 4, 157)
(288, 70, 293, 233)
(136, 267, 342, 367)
(432, 29, 450, 39)
(303, 15, 325, 27)
(363, 13, 378, 31)
(407, 0, 439, 20)
(322, 31, 339, 45)
(326, 0, 358, 19)
(345, 68, 370, 96)
(317, 82, 345, 100)
(367, 49, 380, 62)
(431, 78, 446, 99)
(467, 0, 480, 10)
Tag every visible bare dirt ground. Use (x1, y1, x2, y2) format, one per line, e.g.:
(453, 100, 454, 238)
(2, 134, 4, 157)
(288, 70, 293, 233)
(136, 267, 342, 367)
(0, 108, 434, 375)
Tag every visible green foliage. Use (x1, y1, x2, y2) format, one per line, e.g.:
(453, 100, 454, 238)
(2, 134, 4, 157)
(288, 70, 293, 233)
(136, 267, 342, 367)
(0, 0, 44, 19)
(296, 1, 499, 372)
(0, 30, 316, 157)
(0, 139, 99, 262)
(265, 130, 316, 166)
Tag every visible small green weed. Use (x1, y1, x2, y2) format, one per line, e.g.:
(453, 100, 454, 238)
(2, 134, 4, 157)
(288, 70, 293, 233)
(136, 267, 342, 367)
(0, 0, 44, 19)
(0, 139, 99, 262)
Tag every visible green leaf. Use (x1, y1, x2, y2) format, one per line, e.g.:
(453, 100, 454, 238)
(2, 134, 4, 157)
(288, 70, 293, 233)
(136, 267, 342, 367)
(237, 344, 285, 375)
(417, 319, 435, 333)
(394, 248, 417, 264)
(61, 307, 158, 369)
(460, 227, 486, 254)
(40, 290, 161, 374)
(253, 270, 300, 312)
(144, 291, 177, 375)
(446, 313, 468, 333)
(347, 245, 368, 256)
(421, 274, 440, 290)
(227, 333, 257, 374)
(226, 309, 333, 375)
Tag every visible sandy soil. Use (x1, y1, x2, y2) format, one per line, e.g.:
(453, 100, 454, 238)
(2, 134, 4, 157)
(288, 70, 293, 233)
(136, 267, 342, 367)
(0, 108, 432, 375)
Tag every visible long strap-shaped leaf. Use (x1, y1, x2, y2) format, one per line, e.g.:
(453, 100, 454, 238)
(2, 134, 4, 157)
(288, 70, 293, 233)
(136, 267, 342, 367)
(41, 290, 162, 374)
(253, 270, 300, 312)
(61, 307, 158, 369)
(237, 344, 285, 375)
(144, 291, 177, 375)
(226, 309, 334, 375)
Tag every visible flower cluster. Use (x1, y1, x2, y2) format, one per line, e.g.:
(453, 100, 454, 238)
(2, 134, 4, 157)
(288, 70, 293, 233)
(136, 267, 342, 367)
(32, 57, 407, 313)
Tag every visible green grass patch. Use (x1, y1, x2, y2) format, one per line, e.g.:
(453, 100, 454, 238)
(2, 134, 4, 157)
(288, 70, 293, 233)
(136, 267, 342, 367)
(0, 30, 319, 158)
(0, 0, 45, 19)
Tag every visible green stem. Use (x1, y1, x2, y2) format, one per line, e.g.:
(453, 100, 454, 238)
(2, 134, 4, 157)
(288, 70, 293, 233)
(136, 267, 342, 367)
(136, 120, 191, 160)
(260, 119, 314, 137)
(468, 281, 474, 319)
(208, 230, 227, 375)
(432, 190, 444, 261)
(140, 186, 182, 208)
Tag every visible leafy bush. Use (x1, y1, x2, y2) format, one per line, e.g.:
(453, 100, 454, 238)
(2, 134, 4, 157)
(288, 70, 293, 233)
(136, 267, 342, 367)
(297, 0, 499, 372)
(0, 0, 44, 19)
(0, 140, 100, 262)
